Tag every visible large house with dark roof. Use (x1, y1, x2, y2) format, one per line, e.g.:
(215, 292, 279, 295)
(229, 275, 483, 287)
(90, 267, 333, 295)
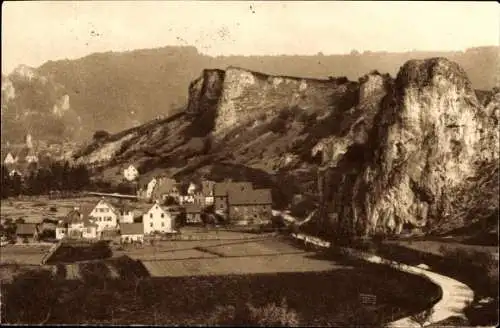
(228, 189, 273, 225)
(214, 182, 253, 215)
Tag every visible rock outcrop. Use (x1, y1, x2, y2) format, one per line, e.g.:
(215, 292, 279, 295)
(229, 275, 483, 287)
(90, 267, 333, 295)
(318, 58, 499, 237)
(187, 67, 352, 139)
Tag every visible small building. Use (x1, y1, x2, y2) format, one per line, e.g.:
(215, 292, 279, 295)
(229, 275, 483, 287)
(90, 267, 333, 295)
(25, 149, 39, 164)
(142, 201, 176, 234)
(184, 204, 203, 224)
(187, 182, 198, 195)
(9, 168, 23, 178)
(120, 223, 144, 243)
(228, 189, 273, 225)
(123, 164, 139, 181)
(118, 203, 135, 224)
(16, 223, 39, 243)
(3, 152, 17, 165)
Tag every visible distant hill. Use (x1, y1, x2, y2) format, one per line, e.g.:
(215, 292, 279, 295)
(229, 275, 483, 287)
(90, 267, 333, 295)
(1, 45, 498, 144)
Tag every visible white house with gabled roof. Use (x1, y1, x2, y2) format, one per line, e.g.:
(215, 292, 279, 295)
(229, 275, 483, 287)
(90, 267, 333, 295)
(4, 152, 17, 165)
(142, 201, 175, 234)
(123, 164, 139, 181)
(87, 199, 120, 233)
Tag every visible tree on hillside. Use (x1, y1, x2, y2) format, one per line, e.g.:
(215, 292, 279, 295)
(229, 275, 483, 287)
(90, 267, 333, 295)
(93, 130, 110, 142)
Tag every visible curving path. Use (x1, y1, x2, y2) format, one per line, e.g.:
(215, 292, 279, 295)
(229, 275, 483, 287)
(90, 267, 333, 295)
(276, 210, 475, 327)
(345, 249, 474, 327)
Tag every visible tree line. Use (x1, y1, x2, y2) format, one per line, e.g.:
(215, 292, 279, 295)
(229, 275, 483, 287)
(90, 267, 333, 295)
(1, 161, 91, 198)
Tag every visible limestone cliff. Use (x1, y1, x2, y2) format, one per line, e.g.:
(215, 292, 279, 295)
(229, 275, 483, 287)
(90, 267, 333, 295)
(187, 67, 350, 140)
(317, 58, 499, 237)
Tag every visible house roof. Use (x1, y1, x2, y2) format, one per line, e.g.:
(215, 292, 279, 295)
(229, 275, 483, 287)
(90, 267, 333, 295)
(16, 223, 38, 235)
(228, 188, 272, 206)
(14, 148, 30, 161)
(184, 204, 202, 214)
(120, 223, 144, 235)
(213, 182, 253, 197)
(83, 218, 98, 228)
(152, 178, 177, 197)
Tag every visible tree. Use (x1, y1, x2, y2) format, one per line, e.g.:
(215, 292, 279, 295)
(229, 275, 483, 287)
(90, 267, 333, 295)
(410, 307, 434, 327)
(93, 130, 110, 142)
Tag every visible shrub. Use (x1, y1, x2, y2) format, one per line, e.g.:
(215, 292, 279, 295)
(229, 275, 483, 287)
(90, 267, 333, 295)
(210, 298, 300, 327)
(268, 117, 288, 134)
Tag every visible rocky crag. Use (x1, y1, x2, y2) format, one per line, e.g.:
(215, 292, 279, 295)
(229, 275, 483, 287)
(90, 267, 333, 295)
(316, 58, 499, 237)
(74, 58, 498, 236)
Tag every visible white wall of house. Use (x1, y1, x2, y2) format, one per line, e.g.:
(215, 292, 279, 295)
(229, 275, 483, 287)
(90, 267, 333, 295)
(89, 200, 119, 232)
(4, 153, 17, 165)
(82, 226, 98, 239)
(123, 165, 139, 181)
(120, 211, 134, 223)
(142, 203, 174, 234)
(187, 182, 197, 195)
(56, 227, 67, 240)
(26, 155, 38, 163)
(146, 178, 158, 199)
(179, 195, 195, 205)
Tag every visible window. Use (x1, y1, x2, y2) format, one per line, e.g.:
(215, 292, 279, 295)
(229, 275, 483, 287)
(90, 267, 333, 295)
(150, 213, 153, 218)
(161, 213, 164, 218)
(161, 222, 164, 227)
(150, 223, 153, 227)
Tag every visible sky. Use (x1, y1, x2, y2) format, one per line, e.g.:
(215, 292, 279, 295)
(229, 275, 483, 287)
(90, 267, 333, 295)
(2, 1, 499, 74)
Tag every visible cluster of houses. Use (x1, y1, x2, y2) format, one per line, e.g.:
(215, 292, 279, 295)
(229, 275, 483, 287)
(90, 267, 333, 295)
(13, 178, 273, 244)
(137, 176, 273, 225)
(2, 133, 75, 178)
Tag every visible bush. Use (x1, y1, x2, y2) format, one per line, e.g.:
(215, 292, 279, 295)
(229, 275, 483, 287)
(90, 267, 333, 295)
(268, 117, 288, 134)
(209, 298, 300, 327)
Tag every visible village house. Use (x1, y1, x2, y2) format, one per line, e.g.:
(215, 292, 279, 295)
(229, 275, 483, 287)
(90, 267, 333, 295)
(214, 182, 253, 216)
(153, 177, 178, 202)
(87, 199, 120, 235)
(187, 182, 197, 195)
(8, 168, 23, 178)
(3, 152, 17, 165)
(56, 207, 98, 240)
(201, 180, 215, 205)
(142, 201, 176, 234)
(228, 189, 273, 225)
(118, 203, 135, 224)
(25, 149, 39, 164)
(120, 223, 144, 243)
(123, 164, 139, 181)
(15, 223, 38, 243)
(138, 176, 178, 202)
(184, 204, 203, 224)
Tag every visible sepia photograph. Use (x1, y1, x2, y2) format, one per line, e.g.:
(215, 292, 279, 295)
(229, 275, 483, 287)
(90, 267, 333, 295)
(0, 0, 498, 326)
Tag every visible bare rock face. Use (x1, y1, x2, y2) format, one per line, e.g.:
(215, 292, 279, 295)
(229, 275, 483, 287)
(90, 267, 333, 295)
(188, 67, 349, 139)
(320, 58, 499, 237)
